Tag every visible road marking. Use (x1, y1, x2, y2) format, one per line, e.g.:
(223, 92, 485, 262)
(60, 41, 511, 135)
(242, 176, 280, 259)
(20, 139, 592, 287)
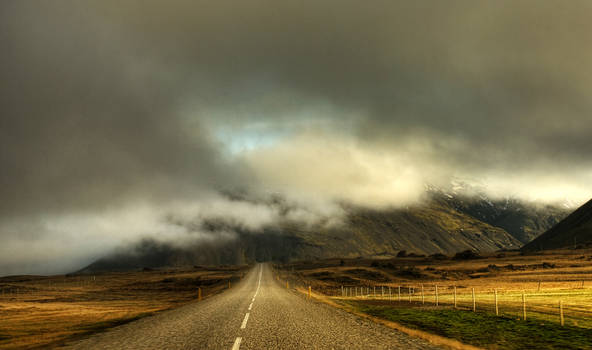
(241, 313, 250, 329)
(232, 337, 242, 350)
(253, 266, 262, 299)
(248, 302, 253, 310)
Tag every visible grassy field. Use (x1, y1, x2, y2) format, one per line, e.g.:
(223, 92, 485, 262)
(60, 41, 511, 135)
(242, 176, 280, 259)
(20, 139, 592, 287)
(275, 248, 592, 348)
(0, 265, 249, 349)
(352, 303, 592, 350)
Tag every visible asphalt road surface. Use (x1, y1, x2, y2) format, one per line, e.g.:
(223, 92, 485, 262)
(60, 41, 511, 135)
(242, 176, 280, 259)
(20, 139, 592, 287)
(63, 264, 441, 349)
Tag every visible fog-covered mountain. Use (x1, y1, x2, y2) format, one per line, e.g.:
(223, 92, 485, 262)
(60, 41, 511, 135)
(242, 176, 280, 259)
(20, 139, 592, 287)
(426, 181, 570, 244)
(77, 185, 573, 272)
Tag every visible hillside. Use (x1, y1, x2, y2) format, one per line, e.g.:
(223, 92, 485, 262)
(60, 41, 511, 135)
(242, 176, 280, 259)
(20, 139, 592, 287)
(426, 183, 570, 243)
(307, 199, 522, 258)
(80, 197, 525, 273)
(522, 199, 592, 251)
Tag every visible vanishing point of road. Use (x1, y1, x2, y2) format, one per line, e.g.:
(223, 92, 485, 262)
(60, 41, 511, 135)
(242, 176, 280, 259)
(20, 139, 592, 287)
(63, 264, 441, 349)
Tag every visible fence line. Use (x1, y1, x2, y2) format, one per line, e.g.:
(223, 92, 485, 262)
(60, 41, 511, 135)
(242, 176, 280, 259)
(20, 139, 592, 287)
(293, 281, 592, 328)
(272, 269, 592, 329)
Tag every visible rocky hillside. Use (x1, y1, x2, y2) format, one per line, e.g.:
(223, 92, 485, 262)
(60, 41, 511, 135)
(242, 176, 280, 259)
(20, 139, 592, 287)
(80, 196, 528, 272)
(426, 182, 570, 244)
(79, 185, 572, 272)
(522, 199, 592, 251)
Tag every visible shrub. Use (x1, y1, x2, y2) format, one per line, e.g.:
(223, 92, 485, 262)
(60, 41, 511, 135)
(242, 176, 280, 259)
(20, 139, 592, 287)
(453, 250, 482, 260)
(429, 253, 449, 260)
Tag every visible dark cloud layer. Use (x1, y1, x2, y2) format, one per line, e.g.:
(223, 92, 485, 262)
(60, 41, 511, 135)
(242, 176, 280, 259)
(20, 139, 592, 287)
(1, 1, 591, 274)
(97, 0, 592, 172)
(0, 2, 245, 218)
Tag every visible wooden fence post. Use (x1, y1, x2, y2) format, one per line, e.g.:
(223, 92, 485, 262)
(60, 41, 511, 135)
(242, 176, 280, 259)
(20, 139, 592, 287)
(454, 285, 457, 309)
(421, 284, 425, 305)
(472, 288, 476, 312)
(522, 291, 526, 321)
(308, 286, 311, 299)
(341, 285, 344, 297)
(494, 289, 499, 316)
(382, 286, 384, 297)
(559, 300, 564, 326)
(408, 286, 411, 302)
(398, 286, 401, 302)
(537, 281, 541, 292)
(435, 285, 439, 306)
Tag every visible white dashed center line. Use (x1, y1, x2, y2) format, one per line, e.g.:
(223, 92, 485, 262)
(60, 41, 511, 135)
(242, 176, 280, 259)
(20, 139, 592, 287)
(230, 265, 263, 349)
(240, 313, 250, 329)
(232, 337, 242, 350)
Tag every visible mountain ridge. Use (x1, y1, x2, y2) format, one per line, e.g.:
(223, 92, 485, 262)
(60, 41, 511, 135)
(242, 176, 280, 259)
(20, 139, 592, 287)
(78, 193, 569, 273)
(522, 199, 592, 251)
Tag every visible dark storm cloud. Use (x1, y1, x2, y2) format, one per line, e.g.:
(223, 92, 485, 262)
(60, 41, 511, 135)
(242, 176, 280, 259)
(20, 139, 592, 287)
(1, 0, 592, 274)
(91, 0, 592, 170)
(0, 2, 245, 218)
(3, 0, 591, 215)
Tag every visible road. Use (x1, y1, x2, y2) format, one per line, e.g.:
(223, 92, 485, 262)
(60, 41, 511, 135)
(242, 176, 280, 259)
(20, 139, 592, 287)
(63, 264, 440, 349)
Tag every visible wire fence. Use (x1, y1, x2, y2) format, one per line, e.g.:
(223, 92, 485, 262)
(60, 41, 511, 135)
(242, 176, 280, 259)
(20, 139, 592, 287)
(273, 269, 592, 329)
(329, 284, 592, 328)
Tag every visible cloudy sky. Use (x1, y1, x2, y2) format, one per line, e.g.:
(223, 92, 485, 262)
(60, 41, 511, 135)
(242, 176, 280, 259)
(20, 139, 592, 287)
(1, 1, 591, 275)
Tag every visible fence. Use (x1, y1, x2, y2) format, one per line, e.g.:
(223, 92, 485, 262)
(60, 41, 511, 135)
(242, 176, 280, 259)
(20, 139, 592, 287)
(273, 269, 592, 329)
(331, 283, 592, 328)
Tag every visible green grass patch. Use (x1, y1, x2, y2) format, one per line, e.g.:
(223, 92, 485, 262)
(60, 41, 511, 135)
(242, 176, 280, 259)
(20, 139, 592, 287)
(352, 302, 592, 349)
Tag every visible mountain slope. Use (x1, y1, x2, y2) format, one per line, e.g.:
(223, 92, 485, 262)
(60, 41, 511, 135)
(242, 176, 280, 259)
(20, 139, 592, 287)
(522, 199, 592, 251)
(427, 184, 570, 244)
(80, 197, 523, 273)
(303, 199, 522, 258)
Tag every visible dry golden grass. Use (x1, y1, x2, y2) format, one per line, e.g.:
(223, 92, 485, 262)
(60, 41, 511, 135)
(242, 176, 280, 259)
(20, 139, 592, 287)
(276, 248, 592, 328)
(0, 265, 248, 349)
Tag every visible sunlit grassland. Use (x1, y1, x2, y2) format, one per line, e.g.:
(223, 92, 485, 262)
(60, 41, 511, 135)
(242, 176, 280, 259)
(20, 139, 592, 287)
(0, 266, 248, 349)
(352, 304, 592, 350)
(276, 249, 592, 348)
(335, 286, 592, 329)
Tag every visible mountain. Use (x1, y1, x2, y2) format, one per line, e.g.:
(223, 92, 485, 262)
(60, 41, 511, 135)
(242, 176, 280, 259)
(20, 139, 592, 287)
(79, 185, 571, 273)
(425, 183, 570, 244)
(322, 198, 523, 256)
(522, 199, 592, 251)
(80, 196, 525, 273)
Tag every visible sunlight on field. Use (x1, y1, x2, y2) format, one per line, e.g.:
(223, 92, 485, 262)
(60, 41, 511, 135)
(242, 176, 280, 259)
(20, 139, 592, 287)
(0, 267, 247, 349)
(334, 286, 592, 328)
(276, 249, 592, 329)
